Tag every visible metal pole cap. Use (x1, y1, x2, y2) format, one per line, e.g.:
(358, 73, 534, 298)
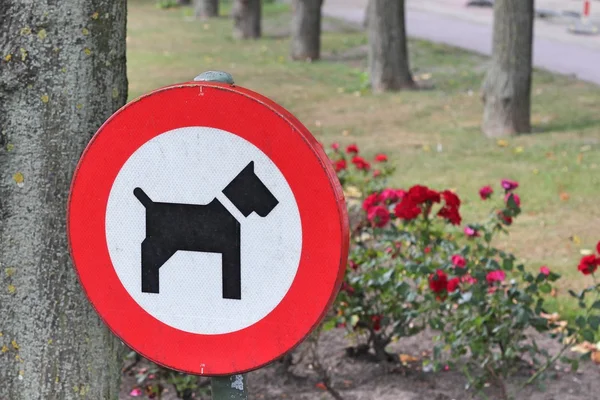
(193, 71, 235, 84)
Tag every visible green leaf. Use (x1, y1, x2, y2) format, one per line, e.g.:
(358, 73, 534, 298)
(592, 300, 600, 310)
(539, 283, 551, 294)
(582, 329, 596, 342)
(588, 316, 600, 330)
(568, 290, 579, 299)
(322, 319, 336, 331)
(576, 316, 586, 329)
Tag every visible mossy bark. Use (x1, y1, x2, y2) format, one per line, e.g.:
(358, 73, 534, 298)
(0, 1, 128, 398)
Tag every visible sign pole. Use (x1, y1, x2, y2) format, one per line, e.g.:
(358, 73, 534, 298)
(211, 374, 248, 399)
(191, 70, 249, 400)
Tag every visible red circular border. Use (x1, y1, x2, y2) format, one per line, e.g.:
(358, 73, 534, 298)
(67, 82, 349, 376)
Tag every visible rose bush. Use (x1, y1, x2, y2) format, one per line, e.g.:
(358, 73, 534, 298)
(325, 143, 574, 393)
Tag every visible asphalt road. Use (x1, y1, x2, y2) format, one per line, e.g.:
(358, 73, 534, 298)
(322, 1, 600, 86)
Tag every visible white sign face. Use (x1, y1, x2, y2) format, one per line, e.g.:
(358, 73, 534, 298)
(105, 127, 302, 335)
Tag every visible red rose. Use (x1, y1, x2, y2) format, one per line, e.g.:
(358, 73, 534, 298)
(341, 281, 355, 295)
(505, 193, 520, 207)
(371, 315, 382, 332)
(437, 205, 462, 225)
(373, 169, 381, 177)
(362, 193, 381, 211)
(540, 266, 550, 276)
(442, 190, 461, 208)
(331, 142, 340, 151)
(596, 240, 600, 255)
(451, 254, 466, 268)
(447, 277, 460, 292)
(334, 159, 347, 172)
(394, 199, 421, 221)
(429, 269, 448, 293)
(479, 185, 493, 200)
(486, 270, 506, 284)
(461, 274, 477, 285)
(352, 156, 370, 171)
(578, 255, 598, 275)
(498, 211, 512, 225)
(367, 205, 390, 227)
(375, 154, 388, 162)
(396, 189, 406, 198)
(407, 185, 440, 204)
(348, 260, 359, 270)
(380, 188, 400, 203)
(501, 179, 519, 191)
(424, 246, 431, 254)
(464, 226, 479, 237)
(346, 144, 359, 154)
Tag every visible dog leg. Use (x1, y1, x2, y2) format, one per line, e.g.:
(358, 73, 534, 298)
(221, 239, 241, 300)
(141, 239, 175, 294)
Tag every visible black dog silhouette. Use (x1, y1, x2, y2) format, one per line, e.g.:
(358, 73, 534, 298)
(134, 161, 279, 300)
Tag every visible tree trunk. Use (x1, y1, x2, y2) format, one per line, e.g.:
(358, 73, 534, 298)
(368, 0, 415, 92)
(363, 0, 371, 28)
(482, 0, 534, 137)
(232, 0, 261, 39)
(0, 1, 128, 399)
(195, 0, 219, 18)
(290, 0, 323, 61)
(178, 0, 192, 5)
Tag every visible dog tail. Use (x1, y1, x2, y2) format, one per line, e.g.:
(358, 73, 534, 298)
(133, 188, 153, 208)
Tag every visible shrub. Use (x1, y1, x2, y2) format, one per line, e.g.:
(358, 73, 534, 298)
(325, 143, 569, 394)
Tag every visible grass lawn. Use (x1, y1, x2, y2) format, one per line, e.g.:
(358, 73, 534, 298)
(127, 0, 600, 316)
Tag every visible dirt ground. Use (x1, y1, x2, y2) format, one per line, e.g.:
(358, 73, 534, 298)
(120, 328, 600, 400)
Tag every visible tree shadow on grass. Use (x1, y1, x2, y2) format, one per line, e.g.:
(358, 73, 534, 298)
(532, 118, 600, 135)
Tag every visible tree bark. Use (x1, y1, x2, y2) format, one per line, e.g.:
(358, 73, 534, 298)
(482, 0, 534, 137)
(0, 1, 128, 399)
(367, 0, 415, 92)
(194, 0, 219, 18)
(232, 0, 261, 39)
(178, 0, 192, 5)
(290, 0, 323, 61)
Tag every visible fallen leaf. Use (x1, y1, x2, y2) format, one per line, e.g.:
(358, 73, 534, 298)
(497, 139, 509, 147)
(592, 351, 600, 364)
(342, 130, 350, 136)
(422, 144, 431, 152)
(399, 354, 419, 363)
(514, 146, 524, 154)
(571, 235, 581, 246)
(315, 382, 327, 391)
(571, 341, 596, 354)
(545, 152, 555, 160)
(314, 120, 321, 127)
(577, 153, 583, 164)
(581, 249, 594, 256)
(559, 192, 570, 201)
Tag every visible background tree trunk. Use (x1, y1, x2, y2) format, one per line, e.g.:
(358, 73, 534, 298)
(195, 0, 219, 18)
(290, 0, 323, 61)
(232, 0, 261, 39)
(482, 0, 534, 137)
(0, 1, 128, 399)
(363, 0, 371, 28)
(368, 0, 415, 92)
(178, 0, 192, 5)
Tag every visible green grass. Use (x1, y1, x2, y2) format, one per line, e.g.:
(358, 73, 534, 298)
(127, 0, 600, 309)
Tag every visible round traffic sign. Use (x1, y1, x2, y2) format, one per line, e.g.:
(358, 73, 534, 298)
(67, 80, 349, 376)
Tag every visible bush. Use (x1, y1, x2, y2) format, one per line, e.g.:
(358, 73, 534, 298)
(324, 143, 576, 394)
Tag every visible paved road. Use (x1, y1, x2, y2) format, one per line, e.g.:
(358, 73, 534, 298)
(322, 0, 600, 85)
